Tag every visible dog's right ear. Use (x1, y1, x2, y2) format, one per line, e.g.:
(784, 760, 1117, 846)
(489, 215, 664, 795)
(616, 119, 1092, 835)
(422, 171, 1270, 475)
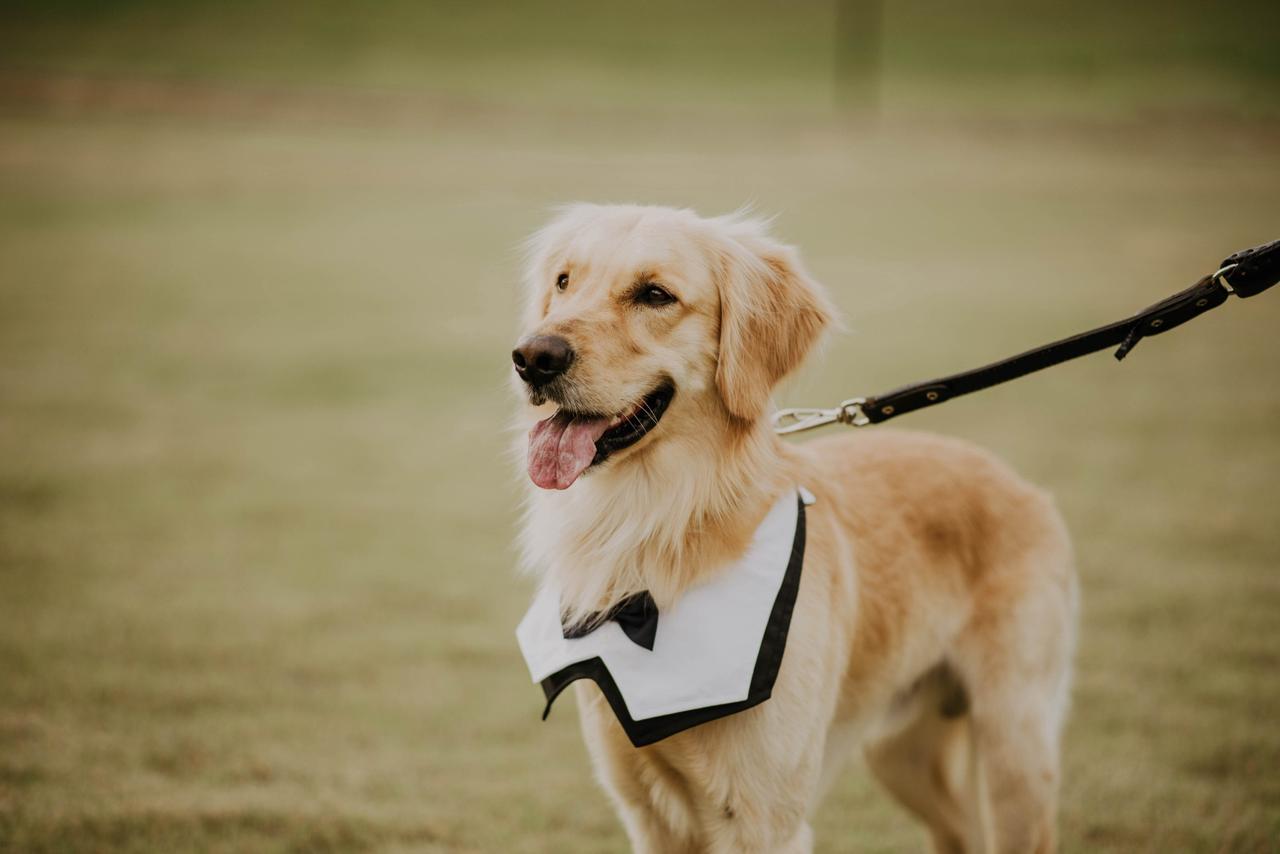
(712, 217, 838, 423)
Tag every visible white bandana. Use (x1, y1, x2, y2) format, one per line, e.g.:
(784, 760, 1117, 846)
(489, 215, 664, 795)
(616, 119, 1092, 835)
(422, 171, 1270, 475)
(516, 487, 812, 746)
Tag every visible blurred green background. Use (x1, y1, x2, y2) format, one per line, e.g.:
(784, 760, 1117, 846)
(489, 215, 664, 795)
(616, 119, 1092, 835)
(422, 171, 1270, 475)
(1, 2, 1277, 852)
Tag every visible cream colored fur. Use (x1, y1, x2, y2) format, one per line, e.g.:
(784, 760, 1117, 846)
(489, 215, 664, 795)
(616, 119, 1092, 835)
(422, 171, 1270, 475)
(514, 204, 1078, 854)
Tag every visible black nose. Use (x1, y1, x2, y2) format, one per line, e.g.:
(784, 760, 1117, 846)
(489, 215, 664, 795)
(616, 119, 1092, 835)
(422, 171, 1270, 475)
(512, 335, 575, 387)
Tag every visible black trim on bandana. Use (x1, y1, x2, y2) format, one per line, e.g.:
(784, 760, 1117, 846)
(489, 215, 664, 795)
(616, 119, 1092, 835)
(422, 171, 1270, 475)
(537, 494, 807, 748)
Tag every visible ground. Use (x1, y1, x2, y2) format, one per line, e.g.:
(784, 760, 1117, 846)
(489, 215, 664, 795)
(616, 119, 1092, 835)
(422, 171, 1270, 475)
(1, 2, 1278, 852)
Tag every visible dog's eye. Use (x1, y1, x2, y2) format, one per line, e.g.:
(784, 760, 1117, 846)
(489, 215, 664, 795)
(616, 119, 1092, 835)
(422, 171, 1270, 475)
(636, 284, 676, 307)
(555, 273, 569, 291)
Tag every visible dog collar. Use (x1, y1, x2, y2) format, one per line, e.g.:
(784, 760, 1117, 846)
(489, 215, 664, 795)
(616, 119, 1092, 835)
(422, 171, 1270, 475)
(515, 487, 812, 747)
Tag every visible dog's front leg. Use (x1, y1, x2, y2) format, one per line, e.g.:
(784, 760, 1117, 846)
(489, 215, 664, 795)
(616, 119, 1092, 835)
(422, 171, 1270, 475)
(702, 789, 816, 854)
(604, 747, 816, 854)
(572, 658, 834, 854)
(576, 686, 701, 853)
(706, 817, 814, 854)
(771, 822, 815, 854)
(617, 805, 699, 854)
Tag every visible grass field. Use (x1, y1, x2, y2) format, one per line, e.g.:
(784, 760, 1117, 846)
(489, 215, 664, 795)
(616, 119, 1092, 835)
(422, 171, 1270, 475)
(1, 2, 1279, 852)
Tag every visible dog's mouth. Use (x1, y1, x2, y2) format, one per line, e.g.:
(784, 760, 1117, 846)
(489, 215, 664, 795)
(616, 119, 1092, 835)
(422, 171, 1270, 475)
(527, 382, 675, 490)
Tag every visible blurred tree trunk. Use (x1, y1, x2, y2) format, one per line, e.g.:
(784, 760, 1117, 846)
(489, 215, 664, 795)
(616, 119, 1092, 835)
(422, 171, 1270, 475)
(835, 0, 882, 116)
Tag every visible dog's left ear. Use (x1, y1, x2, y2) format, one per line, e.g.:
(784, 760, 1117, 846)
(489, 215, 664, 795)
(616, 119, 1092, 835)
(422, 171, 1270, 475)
(713, 219, 838, 422)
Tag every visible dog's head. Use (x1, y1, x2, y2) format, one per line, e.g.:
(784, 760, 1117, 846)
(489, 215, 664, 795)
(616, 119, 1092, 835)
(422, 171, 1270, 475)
(513, 204, 835, 490)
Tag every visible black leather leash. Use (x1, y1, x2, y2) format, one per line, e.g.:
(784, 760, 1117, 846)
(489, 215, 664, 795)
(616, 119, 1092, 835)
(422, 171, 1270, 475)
(773, 238, 1280, 434)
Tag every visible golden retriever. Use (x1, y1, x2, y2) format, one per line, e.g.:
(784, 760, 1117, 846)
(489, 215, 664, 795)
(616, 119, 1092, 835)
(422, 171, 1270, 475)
(512, 204, 1077, 853)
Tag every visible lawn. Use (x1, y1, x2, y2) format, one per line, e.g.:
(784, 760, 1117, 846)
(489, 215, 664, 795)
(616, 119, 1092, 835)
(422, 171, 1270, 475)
(1, 2, 1278, 852)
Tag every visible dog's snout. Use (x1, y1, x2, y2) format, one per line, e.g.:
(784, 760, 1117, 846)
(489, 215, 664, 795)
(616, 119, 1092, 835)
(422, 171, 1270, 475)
(512, 335, 575, 387)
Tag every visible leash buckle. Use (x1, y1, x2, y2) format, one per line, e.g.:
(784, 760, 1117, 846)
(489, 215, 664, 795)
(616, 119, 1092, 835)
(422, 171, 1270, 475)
(772, 397, 869, 434)
(1213, 262, 1239, 295)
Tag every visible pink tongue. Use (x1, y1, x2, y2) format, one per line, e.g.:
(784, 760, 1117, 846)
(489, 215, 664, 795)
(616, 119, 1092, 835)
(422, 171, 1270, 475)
(528, 413, 612, 490)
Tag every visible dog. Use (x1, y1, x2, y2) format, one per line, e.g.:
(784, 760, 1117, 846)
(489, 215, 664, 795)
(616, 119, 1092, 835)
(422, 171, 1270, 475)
(511, 204, 1077, 854)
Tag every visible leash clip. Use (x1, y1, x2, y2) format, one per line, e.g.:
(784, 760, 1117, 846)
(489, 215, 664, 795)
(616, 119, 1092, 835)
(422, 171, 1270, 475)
(772, 397, 870, 435)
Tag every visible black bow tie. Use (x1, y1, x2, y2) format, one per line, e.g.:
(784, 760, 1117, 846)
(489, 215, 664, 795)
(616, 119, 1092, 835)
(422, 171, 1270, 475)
(562, 590, 659, 650)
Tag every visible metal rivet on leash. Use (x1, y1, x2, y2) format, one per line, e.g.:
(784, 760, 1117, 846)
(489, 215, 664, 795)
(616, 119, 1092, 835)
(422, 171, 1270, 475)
(771, 240, 1278, 435)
